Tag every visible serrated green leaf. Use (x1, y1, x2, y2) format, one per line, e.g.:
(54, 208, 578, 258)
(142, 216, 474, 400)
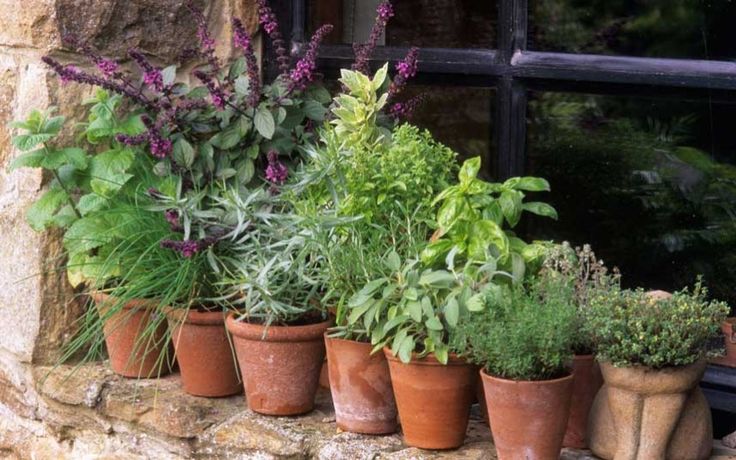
(63, 216, 110, 254)
(26, 186, 68, 230)
(12, 133, 54, 152)
(9, 149, 46, 170)
(76, 194, 107, 216)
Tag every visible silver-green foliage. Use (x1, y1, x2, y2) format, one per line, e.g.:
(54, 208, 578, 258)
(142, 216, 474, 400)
(213, 188, 328, 325)
(338, 251, 507, 364)
(457, 276, 577, 381)
(585, 280, 729, 369)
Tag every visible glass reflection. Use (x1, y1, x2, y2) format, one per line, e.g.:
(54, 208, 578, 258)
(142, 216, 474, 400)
(526, 91, 736, 307)
(530, 0, 736, 60)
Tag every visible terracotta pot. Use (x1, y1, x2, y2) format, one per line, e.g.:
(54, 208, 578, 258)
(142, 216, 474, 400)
(325, 336, 397, 434)
(384, 349, 475, 449)
(712, 318, 736, 367)
(91, 291, 170, 378)
(166, 308, 241, 397)
(563, 354, 603, 448)
(225, 313, 330, 415)
(588, 360, 712, 460)
(481, 369, 573, 460)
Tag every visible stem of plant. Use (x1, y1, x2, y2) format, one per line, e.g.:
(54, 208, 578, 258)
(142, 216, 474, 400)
(43, 143, 83, 219)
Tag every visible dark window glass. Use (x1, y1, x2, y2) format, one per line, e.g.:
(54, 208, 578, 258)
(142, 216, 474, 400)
(402, 85, 495, 171)
(525, 91, 736, 306)
(309, 0, 496, 48)
(530, 0, 736, 60)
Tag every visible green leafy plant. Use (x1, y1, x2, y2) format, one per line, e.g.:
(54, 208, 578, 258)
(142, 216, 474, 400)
(540, 241, 621, 354)
(421, 156, 557, 281)
(293, 65, 457, 336)
(210, 187, 328, 326)
(9, 91, 149, 287)
(457, 276, 577, 381)
(585, 280, 729, 369)
(338, 252, 507, 364)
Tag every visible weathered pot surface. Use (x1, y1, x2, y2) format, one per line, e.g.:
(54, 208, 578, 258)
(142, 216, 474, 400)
(166, 308, 241, 397)
(563, 354, 603, 449)
(91, 291, 170, 378)
(226, 313, 330, 416)
(325, 335, 397, 434)
(481, 369, 574, 460)
(384, 348, 475, 450)
(588, 360, 712, 460)
(712, 317, 736, 368)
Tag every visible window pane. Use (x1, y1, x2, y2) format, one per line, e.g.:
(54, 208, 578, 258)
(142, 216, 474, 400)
(525, 91, 736, 307)
(402, 85, 495, 172)
(530, 0, 736, 60)
(309, 0, 496, 48)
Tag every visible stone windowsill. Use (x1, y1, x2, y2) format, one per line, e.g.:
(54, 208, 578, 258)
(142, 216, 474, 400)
(31, 362, 736, 459)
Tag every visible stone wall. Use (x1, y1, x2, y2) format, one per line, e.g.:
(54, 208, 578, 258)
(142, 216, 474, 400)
(0, 1, 257, 457)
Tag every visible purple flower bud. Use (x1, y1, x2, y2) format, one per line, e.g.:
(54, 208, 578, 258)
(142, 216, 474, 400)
(256, 0, 290, 75)
(232, 18, 261, 107)
(265, 150, 288, 184)
(115, 132, 148, 145)
(143, 70, 164, 91)
(388, 47, 419, 101)
(164, 209, 180, 230)
(96, 59, 119, 78)
(149, 134, 172, 158)
(59, 65, 80, 85)
(377, 1, 394, 21)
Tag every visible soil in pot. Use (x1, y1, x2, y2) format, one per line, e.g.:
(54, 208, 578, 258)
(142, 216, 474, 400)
(325, 335, 397, 434)
(563, 354, 603, 449)
(166, 308, 241, 397)
(481, 369, 574, 460)
(384, 349, 476, 450)
(226, 313, 330, 416)
(712, 318, 736, 367)
(92, 291, 171, 378)
(588, 360, 712, 460)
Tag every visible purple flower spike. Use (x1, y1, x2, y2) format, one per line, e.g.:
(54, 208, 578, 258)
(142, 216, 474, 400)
(288, 24, 333, 93)
(115, 132, 148, 146)
(265, 150, 288, 184)
(232, 18, 261, 107)
(194, 70, 228, 110)
(389, 93, 426, 121)
(388, 47, 419, 101)
(256, 0, 290, 75)
(353, 0, 394, 74)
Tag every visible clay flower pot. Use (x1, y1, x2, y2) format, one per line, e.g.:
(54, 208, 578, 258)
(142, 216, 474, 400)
(588, 360, 712, 460)
(91, 291, 170, 378)
(563, 354, 603, 448)
(384, 348, 476, 449)
(325, 335, 397, 434)
(481, 370, 574, 460)
(226, 313, 330, 415)
(712, 318, 736, 367)
(166, 308, 241, 397)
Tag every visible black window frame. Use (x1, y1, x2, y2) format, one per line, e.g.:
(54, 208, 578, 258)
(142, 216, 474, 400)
(270, 0, 736, 179)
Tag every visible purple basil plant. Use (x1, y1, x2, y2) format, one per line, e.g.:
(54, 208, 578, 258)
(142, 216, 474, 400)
(41, 0, 420, 258)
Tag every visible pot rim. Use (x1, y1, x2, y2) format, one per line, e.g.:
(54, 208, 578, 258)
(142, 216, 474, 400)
(165, 306, 230, 325)
(480, 368, 574, 386)
(324, 333, 372, 346)
(382, 346, 470, 367)
(573, 353, 595, 360)
(225, 312, 331, 342)
(90, 290, 156, 311)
